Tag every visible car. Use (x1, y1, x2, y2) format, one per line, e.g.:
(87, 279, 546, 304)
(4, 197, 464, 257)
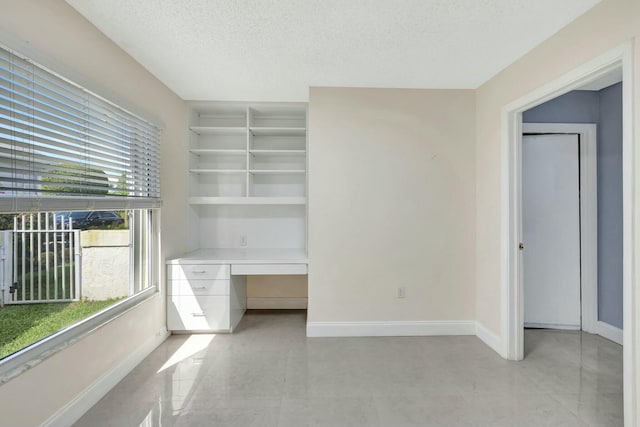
(55, 211, 124, 230)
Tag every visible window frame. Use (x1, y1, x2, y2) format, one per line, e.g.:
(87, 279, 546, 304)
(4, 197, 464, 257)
(0, 287, 157, 379)
(0, 42, 162, 381)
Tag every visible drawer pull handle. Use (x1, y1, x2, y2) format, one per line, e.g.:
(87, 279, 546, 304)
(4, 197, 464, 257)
(193, 286, 207, 290)
(192, 312, 206, 317)
(192, 270, 207, 274)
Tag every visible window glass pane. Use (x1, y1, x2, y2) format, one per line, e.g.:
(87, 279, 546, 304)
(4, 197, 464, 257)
(0, 209, 156, 360)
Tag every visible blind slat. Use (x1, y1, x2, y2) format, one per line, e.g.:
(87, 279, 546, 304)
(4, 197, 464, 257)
(0, 46, 161, 209)
(0, 58, 158, 139)
(0, 84, 160, 150)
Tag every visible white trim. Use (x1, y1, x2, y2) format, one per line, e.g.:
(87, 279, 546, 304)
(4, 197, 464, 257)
(247, 297, 308, 309)
(475, 322, 505, 357)
(595, 321, 624, 345)
(42, 328, 169, 427)
(501, 106, 525, 361)
(621, 39, 635, 427)
(501, 44, 628, 359)
(522, 123, 598, 335)
(306, 320, 475, 337)
(499, 41, 635, 426)
(524, 322, 581, 331)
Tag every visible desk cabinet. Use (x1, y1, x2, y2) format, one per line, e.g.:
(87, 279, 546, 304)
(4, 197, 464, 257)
(167, 263, 246, 332)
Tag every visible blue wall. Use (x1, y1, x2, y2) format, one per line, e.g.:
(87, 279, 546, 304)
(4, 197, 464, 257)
(523, 90, 599, 123)
(523, 83, 623, 330)
(596, 83, 623, 329)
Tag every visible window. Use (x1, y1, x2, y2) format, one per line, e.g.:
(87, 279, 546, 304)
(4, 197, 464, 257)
(0, 44, 161, 373)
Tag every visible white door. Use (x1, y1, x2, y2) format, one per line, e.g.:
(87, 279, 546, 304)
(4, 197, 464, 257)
(523, 133, 581, 329)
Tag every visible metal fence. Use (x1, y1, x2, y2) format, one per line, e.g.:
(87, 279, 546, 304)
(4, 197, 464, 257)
(0, 213, 81, 305)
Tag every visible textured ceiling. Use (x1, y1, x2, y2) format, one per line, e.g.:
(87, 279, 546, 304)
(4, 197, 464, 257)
(66, 0, 601, 101)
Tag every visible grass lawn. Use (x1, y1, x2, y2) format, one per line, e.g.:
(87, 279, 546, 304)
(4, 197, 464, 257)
(0, 298, 121, 360)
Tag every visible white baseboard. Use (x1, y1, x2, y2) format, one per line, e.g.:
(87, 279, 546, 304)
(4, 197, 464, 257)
(306, 320, 508, 358)
(475, 322, 505, 357)
(524, 322, 581, 331)
(306, 320, 475, 337)
(43, 328, 169, 427)
(595, 321, 623, 345)
(247, 297, 307, 309)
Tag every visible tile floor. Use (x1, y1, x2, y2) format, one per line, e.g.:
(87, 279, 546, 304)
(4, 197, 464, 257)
(75, 310, 623, 427)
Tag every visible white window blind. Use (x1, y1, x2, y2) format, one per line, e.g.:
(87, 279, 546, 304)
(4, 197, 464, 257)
(0, 46, 161, 213)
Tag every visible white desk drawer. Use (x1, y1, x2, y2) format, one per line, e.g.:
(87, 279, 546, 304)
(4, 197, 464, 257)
(169, 264, 230, 280)
(167, 295, 230, 331)
(230, 263, 308, 275)
(168, 279, 229, 296)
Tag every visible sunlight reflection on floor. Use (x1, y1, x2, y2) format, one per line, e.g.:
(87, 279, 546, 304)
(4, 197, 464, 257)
(157, 334, 215, 374)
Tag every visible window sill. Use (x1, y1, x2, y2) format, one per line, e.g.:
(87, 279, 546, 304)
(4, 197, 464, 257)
(0, 286, 158, 384)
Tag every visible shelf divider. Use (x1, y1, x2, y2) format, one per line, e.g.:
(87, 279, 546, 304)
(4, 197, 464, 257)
(190, 126, 247, 135)
(189, 196, 307, 205)
(189, 149, 246, 155)
(189, 169, 246, 174)
(249, 169, 306, 174)
(249, 127, 306, 136)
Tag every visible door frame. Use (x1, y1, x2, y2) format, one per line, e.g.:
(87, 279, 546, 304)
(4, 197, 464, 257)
(522, 123, 598, 334)
(500, 42, 635, 425)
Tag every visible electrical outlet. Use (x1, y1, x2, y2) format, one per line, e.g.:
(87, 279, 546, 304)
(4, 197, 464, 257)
(396, 287, 405, 298)
(240, 235, 247, 247)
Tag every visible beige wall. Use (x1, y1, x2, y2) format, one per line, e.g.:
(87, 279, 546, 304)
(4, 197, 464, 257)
(475, 0, 639, 334)
(247, 275, 308, 298)
(0, 1, 187, 425)
(308, 87, 476, 322)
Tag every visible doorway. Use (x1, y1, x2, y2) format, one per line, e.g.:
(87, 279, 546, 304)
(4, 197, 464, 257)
(523, 132, 581, 330)
(521, 123, 598, 336)
(501, 43, 633, 424)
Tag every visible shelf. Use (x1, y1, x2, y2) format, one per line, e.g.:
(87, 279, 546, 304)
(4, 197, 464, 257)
(190, 149, 246, 155)
(189, 196, 307, 205)
(249, 149, 306, 155)
(189, 169, 246, 174)
(190, 169, 305, 175)
(190, 126, 246, 135)
(249, 170, 306, 175)
(249, 127, 306, 136)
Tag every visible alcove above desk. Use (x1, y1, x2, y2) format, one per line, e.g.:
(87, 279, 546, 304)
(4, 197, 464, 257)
(166, 248, 308, 333)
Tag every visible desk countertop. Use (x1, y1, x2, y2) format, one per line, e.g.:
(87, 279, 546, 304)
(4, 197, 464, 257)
(166, 248, 308, 265)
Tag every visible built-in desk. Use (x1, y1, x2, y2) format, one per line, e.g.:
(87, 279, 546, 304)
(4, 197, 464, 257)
(166, 248, 308, 333)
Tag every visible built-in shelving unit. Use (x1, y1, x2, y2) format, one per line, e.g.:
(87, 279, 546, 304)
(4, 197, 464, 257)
(188, 102, 307, 204)
(172, 102, 308, 333)
(186, 101, 308, 251)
